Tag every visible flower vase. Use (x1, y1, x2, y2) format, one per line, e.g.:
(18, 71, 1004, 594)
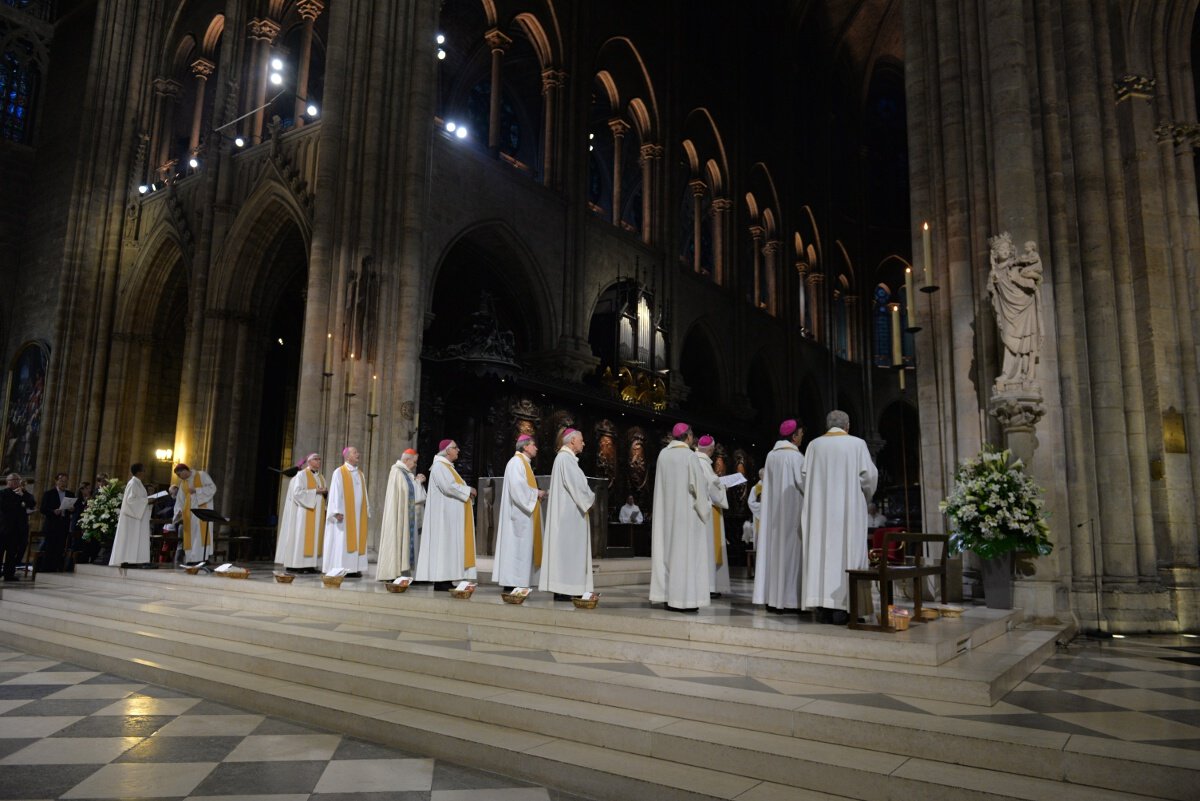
(980, 552, 1014, 609)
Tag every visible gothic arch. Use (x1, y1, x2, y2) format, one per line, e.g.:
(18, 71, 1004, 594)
(593, 37, 660, 141)
(678, 319, 728, 410)
(116, 225, 189, 337)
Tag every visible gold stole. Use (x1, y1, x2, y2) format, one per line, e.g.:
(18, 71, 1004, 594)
(303, 469, 327, 557)
(712, 504, 723, 567)
(520, 454, 543, 568)
(754, 483, 762, 534)
(339, 466, 369, 554)
(446, 463, 476, 569)
(180, 472, 207, 549)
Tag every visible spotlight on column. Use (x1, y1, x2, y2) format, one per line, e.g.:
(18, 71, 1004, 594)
(455, 125, 468, 139)
(436, 33, 445, 44)
(234, 136, 246, 148)
(138, 184, 149, 195)
(271, 57, 284, 71)
(188, 157, 199, 169)
(445, 121, 457, 133)
(306, 103, 319, 117)
(270, 71, 283, 86)
(437, 48, 446, 60)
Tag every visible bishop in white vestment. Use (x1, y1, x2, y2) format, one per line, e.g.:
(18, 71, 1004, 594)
(801, 411, 878, 623)
(109, 464, 151, 566)
(415, 440, 477, 587)
(753, 420, 805, 611)
(696, 435, 731, 596)
(324, 447, 370, 576)
(172, 463, 217, 564)
(492, 435, 546, 590)
(649, 423, 712, 611)
(377, 449, 427, 581)
(538, 429, 595, 598)
(746, 469, 764, 546)
(274, 453, 327, 572)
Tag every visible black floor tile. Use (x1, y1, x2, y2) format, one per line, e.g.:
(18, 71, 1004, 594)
(0, 763, 102, 799)
(1022, 672, 1134, 692)
(953, 713, 1114, 738)
(190, 760, 328, 795)
(1145, 708, 1200, 728)
(431, 761, 537, 790)
(181, 700, 245, 715)
(253, 716, 335, 736)
(332, 737, 420, 760)
(0, 738, 37, 759)
(2, 698, 114, 717)
(311, 793, 429, 801)
(1001, 690, 1127, 714)
(115, 734, 244, 763)
(51, 714, 176, 738)
(1140, 738, 1200, 750)
(0, 685, 65, 700)
(81, 673, 144, 685)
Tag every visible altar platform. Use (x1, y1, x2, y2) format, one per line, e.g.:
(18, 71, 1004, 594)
(0, 565, 1195, 801)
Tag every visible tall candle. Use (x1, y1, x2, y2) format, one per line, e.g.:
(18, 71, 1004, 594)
(345, 356, 355, 397)
(369, 374, 379, 415)
(324, 333, 333, 375)
(413, 411, 420, 432)
(922, 222, 932, 287)
(891, 304, 902, 366)
(905, 267, 917, 327)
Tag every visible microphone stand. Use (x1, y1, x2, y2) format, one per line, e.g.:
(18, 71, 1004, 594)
(1078, 518, 1111, 640)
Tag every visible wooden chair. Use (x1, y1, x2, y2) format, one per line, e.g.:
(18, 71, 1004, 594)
(847, 532, 950, 632)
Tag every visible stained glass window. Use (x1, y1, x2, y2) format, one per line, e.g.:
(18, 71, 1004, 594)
(1, 48, 38, 144)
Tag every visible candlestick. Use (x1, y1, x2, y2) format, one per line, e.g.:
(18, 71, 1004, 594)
(891, 304, 902, 366)
(369, 374, 378, 416)
(344, 357, 355, 397)
(899, 368, 906, 391)
(922, 222, 932, 287)
(905, 267, 918, 328)
(323, 332, 333, 375)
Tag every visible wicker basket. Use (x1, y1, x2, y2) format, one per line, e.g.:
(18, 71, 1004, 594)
(917, 607, 940, 621)
(183, 565, 202, 575)
(939, 605, 964, 619)
(449, 586, 475, 599)
(501, 591, 528, 605)
(322, 574, 344, 588)
(273, 573, 295, 584)
(385, 582, 409, 593)
(571, 595, 600, 609)
(219, 567, 249, 579)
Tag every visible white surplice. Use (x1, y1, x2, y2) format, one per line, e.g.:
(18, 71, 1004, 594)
(752, 440, 805, 609)
(415, 455, 476, 582)
(649, 441, 711, 609)
(173, 469, 217, 563)
(491, 452, 542, 588)
(274, 468, 326, 570)
(747, 480, 763, 546)
(377, 461, 426, 581)
(537, 447, 595, 596)
(801, 428, 879, 612)
(323, 463, 370, 574)
(109, 476, 150, 565)
(697, 451, 731, 595)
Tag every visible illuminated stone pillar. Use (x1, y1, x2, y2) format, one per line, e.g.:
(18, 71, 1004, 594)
(609, 118, 630, 226)
(187, 58, 215, 155)
(293, 0, 325, 127)
(689, 179, 706, 271)
(484, 28, 512, 154)
(247, 17, 280, 144)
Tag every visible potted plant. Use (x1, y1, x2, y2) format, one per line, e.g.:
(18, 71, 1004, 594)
(939, 448, 1052, 609)
(78, 479, 125, 564)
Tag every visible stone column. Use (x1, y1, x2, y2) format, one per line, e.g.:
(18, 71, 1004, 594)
(796, 262, 808, 332)
(711, 197, 730, 284)
(293, 0, 325, 127)
(807, 272, 823, 343)
(484, 28, 512, 154)
(187, 58, 215, 156)
(843, 293, 857, 362)
(609, 118, 630, 226)
(639, 142, 657, 244)
(151, 78, 182, 179)
(689, 179, 706, 272)
(763, 239, 779, 315)
(247, 17, 280, 144)
(749, 225, 764, 308)
(540, 68, 563, 184)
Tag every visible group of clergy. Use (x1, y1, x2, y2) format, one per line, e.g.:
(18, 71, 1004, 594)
(109, 462, 218, 567)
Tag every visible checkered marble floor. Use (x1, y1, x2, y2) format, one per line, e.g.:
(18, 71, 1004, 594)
(0, 645, 592, 801)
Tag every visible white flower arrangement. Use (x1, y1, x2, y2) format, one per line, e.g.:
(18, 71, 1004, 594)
(79, 480, 126, 544)
(939, 448, 1052, 560)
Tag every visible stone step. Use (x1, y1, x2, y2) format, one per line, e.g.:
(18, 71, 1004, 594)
(0, 607, 1182, 801)
(3, 590, 1195, 801)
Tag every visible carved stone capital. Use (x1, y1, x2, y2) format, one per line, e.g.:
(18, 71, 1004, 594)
(608, 117, 631, 138)
(710, 197, 732, 213)
(762, 239, 780, 256)
(509, 398, 541, 422)
(190, 57, 215, 80)
(989, 390, 1046, 434)
(153, 77, 183, 100)
(484, 28, 513, 53)
(748, 224, 764, 242)
(1154, 121, 1200, 148)
(688, 179, 707, 198)
(247, 17, 281, 42)
(1114, 74, 1155, 103)
(640, 142, 662, 161)
(540, 68, 565, 91)
(807, 272, 824, 287)
(296, 0, 325, 22)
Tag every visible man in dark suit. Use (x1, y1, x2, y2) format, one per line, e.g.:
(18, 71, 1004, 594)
(0, 473, 36, 581)
(38, 472, 74, 572)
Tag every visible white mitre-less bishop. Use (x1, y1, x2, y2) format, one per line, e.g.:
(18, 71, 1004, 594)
(752, 420, 806, 610)
(649, 425, 711, 610)
(538, 432, 595, 596)
(173, 465, 217, 563)
(109, 470, 150, 566)
(415, 440, 477, 582)
(324, 451, 370, 575)
(801, 419, 878, 612)
(695, 437, 730, 595)
(377, 450, 427, 581)
(491, 437, 544, 588)
(275, 454, 326, 571)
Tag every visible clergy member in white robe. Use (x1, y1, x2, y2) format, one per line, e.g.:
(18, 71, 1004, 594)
(274, 453, 327, 572)
(801, 410, 878, 624)
(649, 423, 712, 611)
(415, 439, 477, 588)
(377, 449, 427, 581)
(324, 446, 370, 576)
(109, 463, 151, 566)
(538, 429, 595, 599)
(752, 419, 805, 611)
(696, 435, 731, 596)
(172, 463, 217, 564)
(746, 469, 764, 546)
(491, 435, 547, 590)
